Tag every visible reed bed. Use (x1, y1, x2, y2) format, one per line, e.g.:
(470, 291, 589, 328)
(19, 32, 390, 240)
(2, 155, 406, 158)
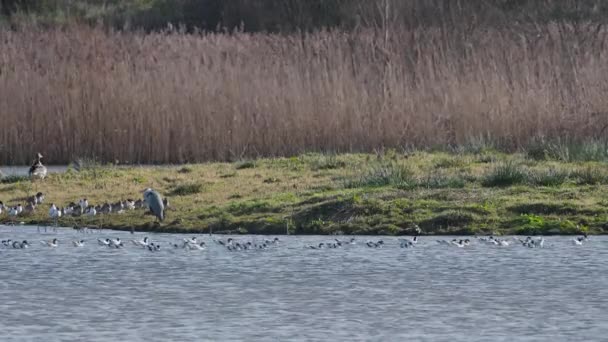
(1, 22, 608, 164)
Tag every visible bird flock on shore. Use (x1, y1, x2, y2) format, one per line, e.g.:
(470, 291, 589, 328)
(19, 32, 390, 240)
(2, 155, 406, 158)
(0, 191, 166, 226)
(1, 153, 167, 227)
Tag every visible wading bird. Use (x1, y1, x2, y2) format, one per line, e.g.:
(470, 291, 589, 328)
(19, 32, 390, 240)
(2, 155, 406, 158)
(143, 188, 164, 222)
(49, 203, 62, 226)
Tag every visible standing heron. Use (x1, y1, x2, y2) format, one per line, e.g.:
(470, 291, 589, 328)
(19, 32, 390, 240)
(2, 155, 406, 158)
(29, 153, 47, 180)
(143, 188, 164, 222)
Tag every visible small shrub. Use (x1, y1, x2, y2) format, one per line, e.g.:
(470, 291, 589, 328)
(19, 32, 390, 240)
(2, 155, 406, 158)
(302, 153, 347, 171)
(219, 172, 237, 178)
(417, 173, 466, 189)
(515, 213, 546, 235)
(1, 175, 29, 184)
(530, 168, 570, 186)
(169, 183, 203, 196)
(433, 157, 465, 169)
(476, 153, 498, 164)
(508, 202, 579, 215)
(235, 160, 256, 170)
(178, 166, 193, 174)
(346, 162, 415, 189)
(572, 167, 608, 185)
(526, 138, 608, 162)
(420, 211, 477, 230)
(482, 161, 527, 187)
(71, 157, 102, 172)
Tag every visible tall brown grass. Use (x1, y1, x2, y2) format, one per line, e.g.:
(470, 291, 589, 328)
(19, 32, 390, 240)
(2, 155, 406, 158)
(1, 23, 608, 164)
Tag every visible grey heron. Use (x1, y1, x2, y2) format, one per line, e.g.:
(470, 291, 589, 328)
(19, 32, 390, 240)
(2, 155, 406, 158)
(29, 153, 47, 180)
(143, 188, 164, 222)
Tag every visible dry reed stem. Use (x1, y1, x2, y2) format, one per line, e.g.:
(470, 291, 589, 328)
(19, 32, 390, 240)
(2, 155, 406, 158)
(1, 23, 607, 164)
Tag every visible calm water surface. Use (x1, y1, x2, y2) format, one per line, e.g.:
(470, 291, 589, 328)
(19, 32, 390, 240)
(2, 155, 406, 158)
(0, 226, 606, 342)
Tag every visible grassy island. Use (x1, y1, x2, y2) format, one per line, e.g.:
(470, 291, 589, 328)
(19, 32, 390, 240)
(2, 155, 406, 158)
(2, 150, 607, 235)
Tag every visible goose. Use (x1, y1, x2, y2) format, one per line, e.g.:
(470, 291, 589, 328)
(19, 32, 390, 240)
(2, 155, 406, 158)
(2, 239, 12, 247)
(15, 204, 23, 215)
(72, 240, 85, 247)
(41, 238, 58, 247)
(28, 153, 47, 180)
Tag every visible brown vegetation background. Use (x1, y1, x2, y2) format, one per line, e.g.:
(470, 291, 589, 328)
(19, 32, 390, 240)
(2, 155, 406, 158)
(1, 18, 608, 164)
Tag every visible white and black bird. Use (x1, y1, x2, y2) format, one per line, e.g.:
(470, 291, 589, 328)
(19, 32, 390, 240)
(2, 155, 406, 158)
(399, 236, 418, 248)
(12, 240, 29, 249)
(49, 203, 62, 225)
(573, 234, 587, 246)
(132, 237, 150, 247)
(41, 238, 58, 247)
(98, 238, 111, 246)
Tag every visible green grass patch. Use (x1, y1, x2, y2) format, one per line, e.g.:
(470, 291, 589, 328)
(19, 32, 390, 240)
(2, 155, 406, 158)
(346, 162, 415, 189)
(235, 160, 256, 170)
(168, 183, 203, 196)
(572, 167, 608, 185)
(1, 175, 29, 184)
(482, 161, 527, 187)
(529, 168, 570, 186)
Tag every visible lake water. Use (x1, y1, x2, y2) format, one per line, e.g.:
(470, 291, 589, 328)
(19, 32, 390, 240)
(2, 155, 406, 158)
(0, 226, 606, 342)
(0, 166, 69, 177)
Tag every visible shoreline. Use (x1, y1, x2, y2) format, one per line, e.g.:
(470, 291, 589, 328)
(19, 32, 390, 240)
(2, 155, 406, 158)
(1, 152, 607, 236)
(0, 223, 600, 237)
